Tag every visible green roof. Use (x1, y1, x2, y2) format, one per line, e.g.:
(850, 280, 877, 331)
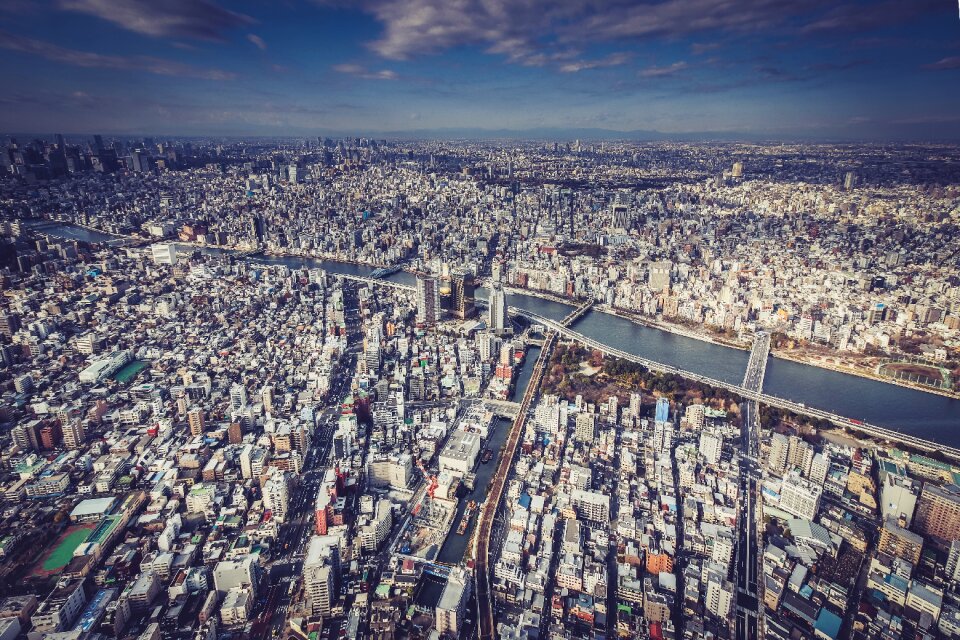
(910, 454, 952, 471)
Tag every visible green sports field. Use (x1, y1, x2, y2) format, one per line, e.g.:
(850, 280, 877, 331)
(33, 525, 95, 576)
(112, 360, 148, 383)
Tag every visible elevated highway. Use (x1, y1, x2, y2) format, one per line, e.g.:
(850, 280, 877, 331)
(342, 276, 960, 459)
(514, 309, 960, 460)
(475, 332, 556, 640)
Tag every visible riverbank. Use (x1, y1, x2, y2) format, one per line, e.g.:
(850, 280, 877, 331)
(771, 349, 960, 400)
(501, 283, 958, 400)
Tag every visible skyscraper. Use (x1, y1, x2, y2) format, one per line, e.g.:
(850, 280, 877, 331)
(451, 270, 475, 319)
(488, 283, 509, 335)
(416, 275, 440, 326)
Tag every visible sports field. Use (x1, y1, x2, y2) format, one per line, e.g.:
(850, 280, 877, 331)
(32, 524, 95, 577)
(112, 360, 148, 383)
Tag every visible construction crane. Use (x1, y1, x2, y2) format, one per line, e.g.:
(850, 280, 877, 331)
(415, 458, 439, 499)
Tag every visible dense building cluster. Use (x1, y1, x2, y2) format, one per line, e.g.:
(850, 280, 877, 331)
(3, 136, 958, 393)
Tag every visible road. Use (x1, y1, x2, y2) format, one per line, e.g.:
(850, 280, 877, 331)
(735, 334, 768, 640)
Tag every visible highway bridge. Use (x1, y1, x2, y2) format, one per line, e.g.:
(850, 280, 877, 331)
(559, 301, 592, 327)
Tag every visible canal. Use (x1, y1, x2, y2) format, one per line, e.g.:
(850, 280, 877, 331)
(435, 346, 542, 564)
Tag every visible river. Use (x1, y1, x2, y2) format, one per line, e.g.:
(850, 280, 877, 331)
(30, 223, 960, 447)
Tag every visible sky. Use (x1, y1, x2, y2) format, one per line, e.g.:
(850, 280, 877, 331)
(0, 0, 959, 139)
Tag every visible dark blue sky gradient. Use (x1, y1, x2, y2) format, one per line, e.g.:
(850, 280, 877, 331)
(0, 0, 958, 138)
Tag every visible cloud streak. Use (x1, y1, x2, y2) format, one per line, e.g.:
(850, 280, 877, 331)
(58, 0, 252, 41)
(923, 56, 960, 70)
(0, 31, 236, 80)
(639, 61, 689, 77)
(333, 63, 399, 80)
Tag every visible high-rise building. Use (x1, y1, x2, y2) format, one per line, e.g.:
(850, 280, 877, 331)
(881, 473, 920, 526)
(62, 421, 86, 449)
(230, 385, 248, 412)
(768, 433, 789, 474)
(213, 556, 260, 597)
(844, 171, 857, 190)
(574, 413, 596, 443)
(705, 572, 735, 619)
(655, 397, 670, 423)
(878, 517, 924, 565)
(731, 161, 743, 178)
(915, 483, 960, 544)
(699, 431, 722, 465)
(416, 275, 440, 326)
(779, 471, 822, 520)
(786, 435, 814, 477)
(187, 408, 205, 437)
(809, 452, 830, 485)
(436, 568, 471, 636)
(360, 498, 393, 552)
(0, 312, 20, 338)
(304, 536, 339, 617)
(488, 283, 509, 335)
(451, 270, 475, 319)
(262, 470, 290, 523)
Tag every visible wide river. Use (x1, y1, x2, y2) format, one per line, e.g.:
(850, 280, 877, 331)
(36, 223, 960, 447)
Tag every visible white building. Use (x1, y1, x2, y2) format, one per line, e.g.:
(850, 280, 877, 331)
(488, 283, 509, 335)
(571, 488, 610, 523)
(213, 556, 259, 597)
(304, 536, 339, 617)
(439, 428, 481, 474)
(705, 573, 734, 619)
(699, 431, 722, 465)
(220, 587, 252, 626)
(151, 243, 178, 266)
(360, 499, 393, 553)
(262, 470, 290, 522)
(779, 471, 822, 520)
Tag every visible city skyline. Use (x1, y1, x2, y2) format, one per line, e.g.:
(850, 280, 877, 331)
(1, 0, 960, 139)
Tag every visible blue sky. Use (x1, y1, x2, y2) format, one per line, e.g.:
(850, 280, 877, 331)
(0, 0, 958, 138)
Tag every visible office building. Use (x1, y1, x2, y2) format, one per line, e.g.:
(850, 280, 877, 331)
(648, 261, 672, 292)
(915, 483, 960, 544)
(881, 473, 920, 527)
(213, 556, 260, 597)
(416, 275, 440, 326)
(304, 536, 339, 617)
(779, 471, 822, 520)
(360, 498, 392, 553)
(262, 470, 290, 523)
(488, 283, 509, 335)
(451, 270, 475, 319)
(436, 568, 471, 636)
